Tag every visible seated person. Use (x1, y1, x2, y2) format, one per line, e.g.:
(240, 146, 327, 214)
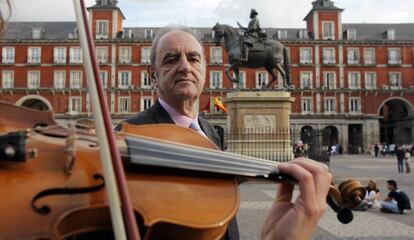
(365, 179, 380, 208)
(381, 179, 411, 214)
(354, 179, 381, 211)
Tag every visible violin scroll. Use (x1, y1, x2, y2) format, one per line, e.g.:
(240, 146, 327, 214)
(327, 180, 366, 224)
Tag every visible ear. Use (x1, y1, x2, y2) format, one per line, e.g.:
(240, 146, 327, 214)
(147, 64, 158, 88)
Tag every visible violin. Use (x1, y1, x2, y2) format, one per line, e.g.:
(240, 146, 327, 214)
(0, 101, 365, 240)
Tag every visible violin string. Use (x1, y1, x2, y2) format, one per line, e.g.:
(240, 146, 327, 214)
(123, 137, 280, 177)
(26, 135, 280, 177)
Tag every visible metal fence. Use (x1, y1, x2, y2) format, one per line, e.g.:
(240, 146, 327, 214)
(223, 128, 330, 165)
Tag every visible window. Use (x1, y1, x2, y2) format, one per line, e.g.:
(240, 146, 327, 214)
(68, 97, 82, 114)
(54, 47, 66, 64)
(323, 72, 336, 89)
(364, 72, 376, 89)
(96, 20, 108, 39)
(119, 47, 131, 64)
(144, 29, 153, 39)
(347, 48, 359, 65)
(27, 47, 41, 64)
(324, 98, 336, 113)
(2, 70, 14, 88)
(387, 29, 395, 40)
(300, 71, 312, 89)
(347, 28, 357, 40)
(349, 98, 361, 114)
(118, 71, 131, 88)
(364, 48, 375, 65)
(298, 30, 308, 39)
(96, 47, 108, 64)
(140, 97, 153, 111)
(388, 48, 401, 65)
(301, 98, 313, 114)
(210, 47, 222, 64)
(141, 47, 151, 64)
(322, 48, 335, 64)
(2, 47, 15, 64)
(322, 21, 335, 40)
(27, 71, 40, 89)
(389, 72, 402, 89)
(70, 71, 82, 88)
(299, 48, 312, 64)
(101, 0, 108, 6)
(69, 47, 83, 64)
(118, 97, 131, 113)
(232, 71, 246, 89)
(99, 71, 108, 88)
(32, 27, 43, 39)
(277, 30, 287, 39)
(348, 72, 360, 89)
(141, 71, 151, 88)
(54, 71, 65, 89)
(256, 71, 268, 89)
(210, 71, 222, 88)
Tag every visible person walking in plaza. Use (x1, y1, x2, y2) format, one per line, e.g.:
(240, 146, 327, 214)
(380, 180, 411, 214)
(404, 148, 411, 173)
(396, 146, 405, 173)
(374, 144, 379, 157)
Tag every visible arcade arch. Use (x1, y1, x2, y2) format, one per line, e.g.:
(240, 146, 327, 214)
(378, 98, 414, 145)
(15, 95, 52, 112)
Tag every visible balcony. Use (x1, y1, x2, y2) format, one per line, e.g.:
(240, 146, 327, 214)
(27, 58, 41, 65)
(387, 60, 402, 66)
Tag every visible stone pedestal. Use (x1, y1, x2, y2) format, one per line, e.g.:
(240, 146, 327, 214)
(224, 91, 295, 162)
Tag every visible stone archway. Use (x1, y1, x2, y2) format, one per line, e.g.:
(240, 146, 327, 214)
(322, 126, 338, 147)
(300, 126, 314, 144)
(16, 95, 52, 112)
(378, 98, 414, 145)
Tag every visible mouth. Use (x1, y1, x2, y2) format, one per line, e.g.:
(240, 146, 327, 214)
(175, 78, 196, 85)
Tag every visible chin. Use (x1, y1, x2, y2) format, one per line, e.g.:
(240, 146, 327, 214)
(175, 89, 199, 100)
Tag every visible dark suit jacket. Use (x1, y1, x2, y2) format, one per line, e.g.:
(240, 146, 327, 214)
(116, 100, 239, 240)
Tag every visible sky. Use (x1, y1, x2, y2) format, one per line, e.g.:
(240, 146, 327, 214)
(4, 0, 414, 28)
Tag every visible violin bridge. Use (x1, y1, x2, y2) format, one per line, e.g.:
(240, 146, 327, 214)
(64, 125, 77, 174)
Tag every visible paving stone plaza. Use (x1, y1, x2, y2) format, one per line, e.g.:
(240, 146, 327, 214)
(237, 154, 414, 240)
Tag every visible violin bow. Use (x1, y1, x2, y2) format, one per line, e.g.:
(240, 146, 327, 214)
(73, 1, 141, 239)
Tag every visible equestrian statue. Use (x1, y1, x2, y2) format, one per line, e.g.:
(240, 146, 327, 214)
(212, 9, 291, 90)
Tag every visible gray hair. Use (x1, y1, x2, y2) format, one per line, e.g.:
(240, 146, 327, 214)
(150, 25, 205, 68)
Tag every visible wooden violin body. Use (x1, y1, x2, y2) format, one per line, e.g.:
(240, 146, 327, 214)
(0, 101, 238, 240)
(0, 101, 365, 239)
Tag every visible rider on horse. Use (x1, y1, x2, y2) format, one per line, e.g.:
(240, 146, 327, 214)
(241, 9, 265, 62)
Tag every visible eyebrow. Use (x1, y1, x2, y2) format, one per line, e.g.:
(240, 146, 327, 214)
(162, 51, 202, 60)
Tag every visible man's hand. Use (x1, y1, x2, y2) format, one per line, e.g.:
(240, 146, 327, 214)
(262, 158, 332, 240)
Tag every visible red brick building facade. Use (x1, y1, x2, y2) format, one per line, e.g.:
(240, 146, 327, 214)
(0, 0, 413, 152)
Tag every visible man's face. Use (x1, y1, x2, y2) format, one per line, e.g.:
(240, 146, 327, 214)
(387, 183, 394, 190)
(152, 30, 206, 104)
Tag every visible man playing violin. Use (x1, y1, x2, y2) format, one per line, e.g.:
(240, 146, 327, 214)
(116, 25, 332, 240)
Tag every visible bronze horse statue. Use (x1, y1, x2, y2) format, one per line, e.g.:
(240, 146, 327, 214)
(212, 23, 290, 89)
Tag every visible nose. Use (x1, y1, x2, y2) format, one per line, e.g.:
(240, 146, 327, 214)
(178, 55, 191, 74)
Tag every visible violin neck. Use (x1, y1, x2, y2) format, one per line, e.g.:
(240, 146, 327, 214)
(124, 136, 296, 183)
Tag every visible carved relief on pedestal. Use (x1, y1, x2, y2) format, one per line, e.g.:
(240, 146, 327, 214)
(243, 115, 276, 130)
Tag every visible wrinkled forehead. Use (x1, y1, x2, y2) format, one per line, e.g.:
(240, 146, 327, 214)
(156, 30, 204, 57)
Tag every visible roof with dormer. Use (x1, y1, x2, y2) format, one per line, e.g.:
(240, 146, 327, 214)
(2, 22, 414, 42)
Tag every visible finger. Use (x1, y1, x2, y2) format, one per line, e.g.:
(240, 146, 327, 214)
(276, 182, 294, 203)
(277, 162, 318, 210)
(290, 158, 332, 203)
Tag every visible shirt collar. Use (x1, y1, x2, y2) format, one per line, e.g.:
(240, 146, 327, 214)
(158, 98, 198, 128)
